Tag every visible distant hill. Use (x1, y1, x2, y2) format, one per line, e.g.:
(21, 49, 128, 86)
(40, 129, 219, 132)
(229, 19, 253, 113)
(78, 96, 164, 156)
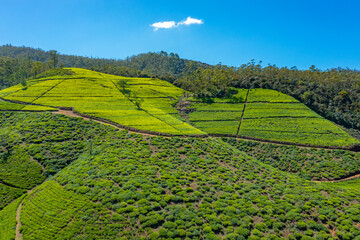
(1, 44, 359, 133)
(0, 45, 209, 80)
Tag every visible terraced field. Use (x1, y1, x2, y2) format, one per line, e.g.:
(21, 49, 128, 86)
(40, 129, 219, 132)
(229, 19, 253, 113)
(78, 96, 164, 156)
(0, 68, 205, 136)
(0, 99, 56, 111)
(188, 89, 359, 147)
(1, 68, 358, 147)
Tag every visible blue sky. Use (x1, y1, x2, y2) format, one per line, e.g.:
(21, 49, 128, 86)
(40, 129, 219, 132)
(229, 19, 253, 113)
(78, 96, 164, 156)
(1, 0, 359, 69)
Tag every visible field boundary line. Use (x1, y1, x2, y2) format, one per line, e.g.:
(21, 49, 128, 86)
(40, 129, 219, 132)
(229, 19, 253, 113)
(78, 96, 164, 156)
(0, 97, 56, 108)
(216, 134, 360, 152)
(242, 116, 320, 120)
(53, 107, 360, 152)
(29, 79, 66, 104)
(109, 79, 186, 135)
(188, 100, 300, 104)
(236, 89, 250, 135)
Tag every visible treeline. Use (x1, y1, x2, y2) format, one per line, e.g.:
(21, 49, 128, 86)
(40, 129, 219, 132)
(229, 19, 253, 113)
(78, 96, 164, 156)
(176, 61, 360, 130)
(0, 45, 208, 81)
(0, 56, 72, 90)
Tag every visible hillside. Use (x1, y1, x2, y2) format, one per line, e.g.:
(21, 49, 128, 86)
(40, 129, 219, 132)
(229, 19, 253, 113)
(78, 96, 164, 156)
(185, 89, 359, 147)
(1, 45, 359, 135)
(0, 69, 360, 239)
(1, 111, 360, 239)
(0, 68, 358, 148)
(0, 68, 205, 135)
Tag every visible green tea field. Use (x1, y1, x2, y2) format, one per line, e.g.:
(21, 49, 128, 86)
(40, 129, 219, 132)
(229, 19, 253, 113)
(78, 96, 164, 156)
(0, 68, 205, 136)
(0, 111, 360, 239)
(187, 89, 359, 147)
(0, 68, 358, 148)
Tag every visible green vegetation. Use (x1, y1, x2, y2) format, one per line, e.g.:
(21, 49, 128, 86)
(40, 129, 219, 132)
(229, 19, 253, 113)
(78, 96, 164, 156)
(0, 51, 73, 90)
(2, 68, 357, 146)
(0, 147, 45, 189)
(329, 179, 360, 191)
(0, 111, 117, 208)
(20, 105, 57, 111)
(20, 181, 94, 240)
(1, 45, 359, 133)
(0, 50, 359, 239)
(0, 68, 205, 135)
(239, 117, 358, 146)
(187, 88, 359, 147)
(0, 184, 25, 210)
(0, 195, 25, 240)
(246, 89, 298, 103)
(0, 112, 360, 239)
(177, 61, 360, 131)
(0, 142, 45, 209)
(0, 99, 24, 110)
(0, 99, 56, 111)
(243, 103, 318, 118)
(225, 138, 360, 181)
(0, 45, 208, 83)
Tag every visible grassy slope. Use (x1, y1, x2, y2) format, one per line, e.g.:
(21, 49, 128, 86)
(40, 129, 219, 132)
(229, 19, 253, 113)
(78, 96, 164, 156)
(0, 112, 360, 239)
(188, 89, 359, 147)
(0, 68, 204, 135)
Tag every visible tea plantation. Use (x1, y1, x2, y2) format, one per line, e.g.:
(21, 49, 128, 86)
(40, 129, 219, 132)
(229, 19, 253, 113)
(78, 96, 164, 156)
(0, 68, 205, 136)
(225, 138, 360, 181)
(0, 68, 358, 147)
(187, 89, 359, 147)
(0, 112, 360, 239)
(0, 68, 360, 239)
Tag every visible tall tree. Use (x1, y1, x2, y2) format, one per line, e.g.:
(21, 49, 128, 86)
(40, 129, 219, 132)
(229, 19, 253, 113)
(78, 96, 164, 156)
(48, 50, 59, 68)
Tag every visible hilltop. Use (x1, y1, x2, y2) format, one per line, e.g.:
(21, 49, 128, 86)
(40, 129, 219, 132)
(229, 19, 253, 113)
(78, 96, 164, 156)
(1, 45, 359, 135)
(0, 45, 209, 80)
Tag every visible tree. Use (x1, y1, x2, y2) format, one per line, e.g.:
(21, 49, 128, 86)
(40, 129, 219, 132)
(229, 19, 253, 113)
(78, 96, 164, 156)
(20, 79, 27, 89)
(118, 80, 130, 94)
(129, 92, 144, 110)
(48, 50, 59, 68)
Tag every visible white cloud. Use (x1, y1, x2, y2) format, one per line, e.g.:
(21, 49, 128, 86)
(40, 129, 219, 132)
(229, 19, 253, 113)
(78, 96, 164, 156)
(178, 17, 204, 26)
(151, 21, 176, 31)
(151, 17, 203, 31)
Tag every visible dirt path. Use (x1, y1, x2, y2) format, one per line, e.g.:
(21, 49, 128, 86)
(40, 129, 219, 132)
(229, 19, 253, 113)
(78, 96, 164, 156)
(15, 203, 23, 240)
(15, 188, 36, 240)
(54, 108, 359, 152)
(313, 172, 360, 183)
